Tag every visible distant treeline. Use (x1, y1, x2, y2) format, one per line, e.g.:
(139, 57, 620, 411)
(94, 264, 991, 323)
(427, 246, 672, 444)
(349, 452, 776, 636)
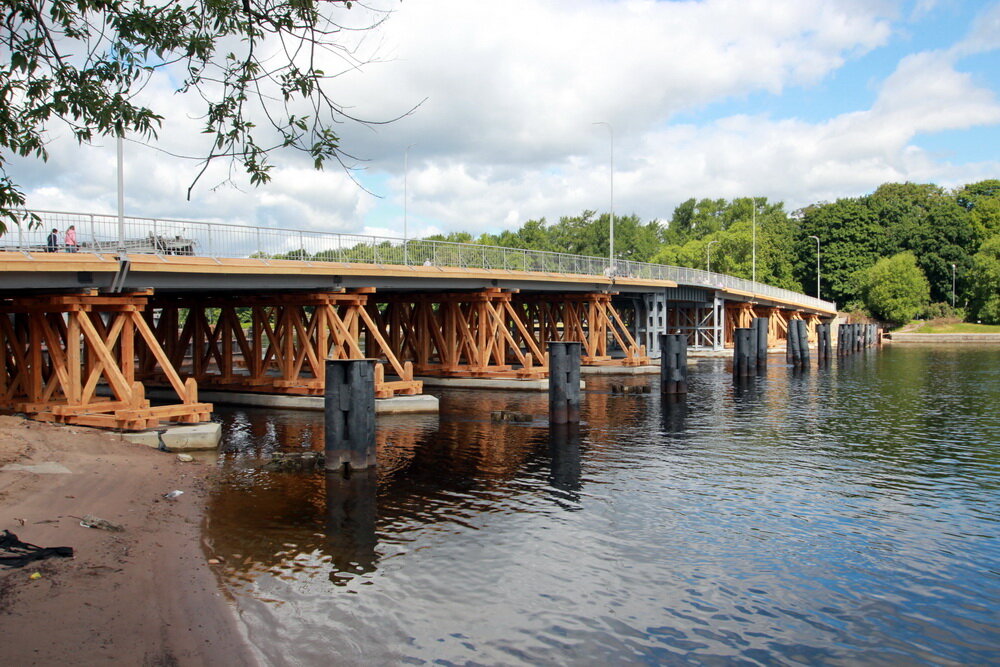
(420, 180, 1000, 325)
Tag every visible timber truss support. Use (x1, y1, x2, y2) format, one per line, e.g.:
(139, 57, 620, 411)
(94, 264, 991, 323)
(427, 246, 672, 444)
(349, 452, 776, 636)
(144, 290, 422, 399)
(0, 290, 211, 430)
(513, 292, 650, 366)
(724, 303, 822, 347)
(369, 288, 548, 379)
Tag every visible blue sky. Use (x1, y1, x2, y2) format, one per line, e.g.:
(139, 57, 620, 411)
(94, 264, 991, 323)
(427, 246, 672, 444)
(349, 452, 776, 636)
(17, 0, 1000, 241)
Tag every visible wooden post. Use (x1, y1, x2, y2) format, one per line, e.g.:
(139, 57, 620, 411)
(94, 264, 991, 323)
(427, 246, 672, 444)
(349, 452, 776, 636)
(548, 341, 581, 424)
(324, 359, 376, 471)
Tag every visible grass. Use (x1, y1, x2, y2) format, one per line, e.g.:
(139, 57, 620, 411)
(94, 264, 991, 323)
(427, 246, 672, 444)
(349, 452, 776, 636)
(902, 321, 1000, 334)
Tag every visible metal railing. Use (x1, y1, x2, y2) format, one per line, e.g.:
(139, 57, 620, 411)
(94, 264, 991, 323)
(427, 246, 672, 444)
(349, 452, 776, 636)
(3, 209, 837, 312)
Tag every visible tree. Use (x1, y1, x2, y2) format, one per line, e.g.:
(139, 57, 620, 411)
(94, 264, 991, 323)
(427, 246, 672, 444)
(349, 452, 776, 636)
(858, 252, 930, 326)
(0, 0, 398, 234)
(866, 182, 942, 254)
(955, 179, 1000, 243)
(795, 198, 887, 305)
(650, 198, 799, 289)
(662, 197, 729, 245)
(967, 235, 1000, 324)
(903, 198, 978, 303)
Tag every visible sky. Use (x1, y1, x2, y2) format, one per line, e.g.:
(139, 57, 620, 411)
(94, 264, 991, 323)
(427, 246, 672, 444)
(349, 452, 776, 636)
(12, 0, 1000, 242)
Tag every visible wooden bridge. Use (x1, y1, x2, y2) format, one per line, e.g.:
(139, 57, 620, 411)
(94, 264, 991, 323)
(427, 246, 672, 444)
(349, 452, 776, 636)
(1, 211, 836, 430)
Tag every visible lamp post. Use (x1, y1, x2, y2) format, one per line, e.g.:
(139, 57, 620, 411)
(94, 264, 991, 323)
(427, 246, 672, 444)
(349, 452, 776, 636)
(403, 144, 416, 265)
(117, 134, 125, 253)
(750, 197, 756, 283)
(593, 122, 614, 272)
(808, 235, 820, 298)
(951, 263, 956, 308)
(706, 239, 718, 273)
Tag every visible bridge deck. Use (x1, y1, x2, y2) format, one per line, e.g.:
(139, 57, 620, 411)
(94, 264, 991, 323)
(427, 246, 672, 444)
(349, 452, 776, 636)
(0, 251, 836, 315)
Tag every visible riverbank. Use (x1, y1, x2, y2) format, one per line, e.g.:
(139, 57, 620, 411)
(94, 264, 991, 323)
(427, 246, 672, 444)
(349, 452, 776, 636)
(887, 332, 1000, 343)
(0, 416, 253, 665)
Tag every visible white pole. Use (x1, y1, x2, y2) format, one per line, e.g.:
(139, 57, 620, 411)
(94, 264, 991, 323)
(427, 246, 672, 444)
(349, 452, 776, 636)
(751, 197, 756, 283)
(808, 235, 821, 298)
(117, 135, 125, 253)
(594, 122, 614, 271)
(706, 239, 718, 273)
(404, 144, 415, 265)
(951, 263, 956, 308)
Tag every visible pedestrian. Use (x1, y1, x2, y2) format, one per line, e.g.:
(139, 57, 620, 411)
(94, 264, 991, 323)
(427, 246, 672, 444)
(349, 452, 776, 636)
(64, 224, 78, 252)
(46, 228, 59, 252)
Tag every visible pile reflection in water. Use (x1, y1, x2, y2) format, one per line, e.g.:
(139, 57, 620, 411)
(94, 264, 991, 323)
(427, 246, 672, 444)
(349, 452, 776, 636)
(325, 470, 377, 585)
(206, 346, 1000, 665)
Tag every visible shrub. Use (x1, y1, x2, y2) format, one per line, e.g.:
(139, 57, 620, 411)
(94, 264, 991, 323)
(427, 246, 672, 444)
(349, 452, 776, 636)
(857, 252, 931, 326)
(921, 302, 965, 321)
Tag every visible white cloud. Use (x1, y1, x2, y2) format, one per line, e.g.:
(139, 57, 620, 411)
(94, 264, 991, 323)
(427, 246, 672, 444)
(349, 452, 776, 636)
(9, 0, 1000, 242)
(952, 2, 1000, 56)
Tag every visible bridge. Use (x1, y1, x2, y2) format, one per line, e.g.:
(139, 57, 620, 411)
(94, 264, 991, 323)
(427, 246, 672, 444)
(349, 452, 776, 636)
(1, 210, 836, 430)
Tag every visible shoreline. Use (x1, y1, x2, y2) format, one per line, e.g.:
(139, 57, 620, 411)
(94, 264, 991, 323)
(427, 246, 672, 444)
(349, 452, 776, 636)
(885, 332, 1000, 343)
(0, 415, 254, 665)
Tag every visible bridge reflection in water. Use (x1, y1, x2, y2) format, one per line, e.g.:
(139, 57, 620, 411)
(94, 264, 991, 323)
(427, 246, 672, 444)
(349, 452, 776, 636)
(204, 378, 657, 587)
(202, 362, 839, 587)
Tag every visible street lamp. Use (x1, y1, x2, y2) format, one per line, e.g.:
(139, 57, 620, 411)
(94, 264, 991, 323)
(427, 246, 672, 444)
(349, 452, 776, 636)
(807, 235, 820, 298)
(593, 122, 614, 272)
(750, 197, 756, 283)
(706, 239, 718, 273)
(951, 263, 956, 308)
(403, 143, 416, 265)
(117, 134, 125, 253)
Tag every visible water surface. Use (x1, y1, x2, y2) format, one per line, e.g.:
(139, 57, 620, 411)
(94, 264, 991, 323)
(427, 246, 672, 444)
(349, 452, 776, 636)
(206, 346, 1000, 665)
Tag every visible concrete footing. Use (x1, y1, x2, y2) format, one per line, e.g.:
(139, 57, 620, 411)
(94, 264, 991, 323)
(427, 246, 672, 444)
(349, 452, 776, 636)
(143, 387, 439, 414)
(416, 376, 586, 391)
(580, 365, 660, 375)
(123, 422, 222, 451)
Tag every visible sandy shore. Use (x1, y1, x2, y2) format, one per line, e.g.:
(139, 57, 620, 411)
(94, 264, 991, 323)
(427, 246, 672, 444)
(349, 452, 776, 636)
(0, 415, 254, 665)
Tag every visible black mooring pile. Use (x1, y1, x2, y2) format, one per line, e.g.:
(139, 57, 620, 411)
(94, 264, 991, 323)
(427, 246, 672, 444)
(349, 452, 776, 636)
(733, 327, 754, 379)
(548, 341, 582, 424)
(660, 333, 688, 394)
(753, 317, 769, 370)
(324, 359, 377, 472)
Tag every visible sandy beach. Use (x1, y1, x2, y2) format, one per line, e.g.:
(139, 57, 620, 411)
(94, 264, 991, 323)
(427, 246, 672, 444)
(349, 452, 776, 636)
(0, 415, 253, 665)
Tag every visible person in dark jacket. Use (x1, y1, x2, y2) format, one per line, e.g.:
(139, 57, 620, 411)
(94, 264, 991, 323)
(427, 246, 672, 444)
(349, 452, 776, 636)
(46, 228, 59, 252)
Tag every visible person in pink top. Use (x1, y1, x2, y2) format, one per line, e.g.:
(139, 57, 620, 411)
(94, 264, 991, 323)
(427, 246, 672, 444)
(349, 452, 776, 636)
(64, 224, 78, 252)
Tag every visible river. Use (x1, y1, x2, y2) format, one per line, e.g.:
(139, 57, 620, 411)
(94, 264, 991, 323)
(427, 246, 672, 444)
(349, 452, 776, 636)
(204, 345, 1000, 665)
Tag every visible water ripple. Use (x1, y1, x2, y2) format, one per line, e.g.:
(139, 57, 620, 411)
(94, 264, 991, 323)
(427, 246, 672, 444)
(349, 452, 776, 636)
(207, 346, 1000, 665)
